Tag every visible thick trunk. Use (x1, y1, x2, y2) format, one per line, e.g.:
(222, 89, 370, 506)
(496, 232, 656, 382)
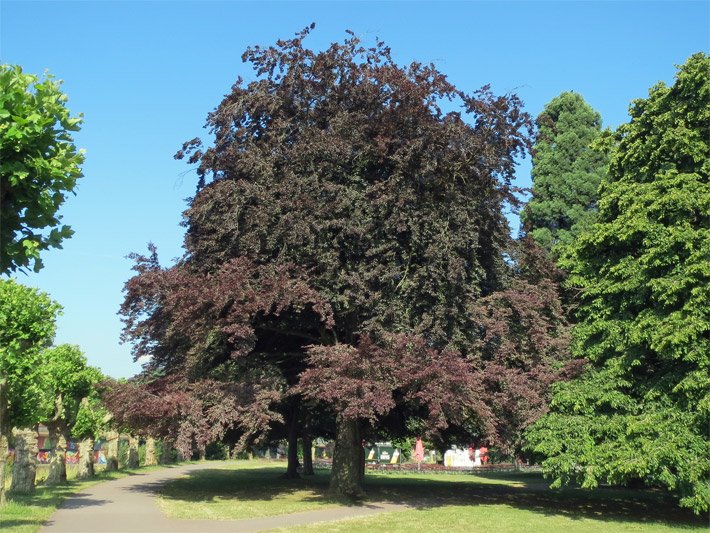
(46, 428, 67, 485)
(329, 417, 365, 498)
(198, 444, 206, 461)
(128, 436, 139, 468)
(302, 435, 314, 476)
(144, 437, 157, 466)
(283, 406, 300, 479)
(77, 437, 95, 479)
(105, 431, 119, 471)
(161, 441, 172, 464)
(0, 433, 8, 505)
(11, 428, 38, 493)
(0, 379, 7, 505)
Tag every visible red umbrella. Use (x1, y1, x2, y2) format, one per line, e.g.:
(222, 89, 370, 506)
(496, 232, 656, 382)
(415, 437, 425, 467)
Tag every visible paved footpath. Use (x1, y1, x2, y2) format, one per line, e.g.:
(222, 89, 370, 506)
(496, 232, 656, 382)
(41, 462, 407, 533)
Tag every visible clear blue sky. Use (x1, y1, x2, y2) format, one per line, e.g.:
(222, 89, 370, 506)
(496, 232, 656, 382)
(1, 1, 708, 378)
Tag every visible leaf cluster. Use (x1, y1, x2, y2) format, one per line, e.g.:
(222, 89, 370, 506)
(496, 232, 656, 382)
(0, 65, 84, 274)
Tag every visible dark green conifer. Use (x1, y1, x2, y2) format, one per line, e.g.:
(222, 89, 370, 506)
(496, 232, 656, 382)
(522, 92, 607, 256)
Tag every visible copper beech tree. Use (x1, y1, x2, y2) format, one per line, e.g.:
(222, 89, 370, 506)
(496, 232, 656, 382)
(114, 27, 571, 497)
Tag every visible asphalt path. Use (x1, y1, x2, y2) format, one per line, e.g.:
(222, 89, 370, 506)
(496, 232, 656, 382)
(40, 462, 407, 532)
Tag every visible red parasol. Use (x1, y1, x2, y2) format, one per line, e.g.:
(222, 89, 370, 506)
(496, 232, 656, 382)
(415, 437, 425, 463)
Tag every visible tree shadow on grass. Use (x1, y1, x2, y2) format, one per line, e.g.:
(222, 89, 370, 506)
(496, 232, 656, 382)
(156, 465, 707, 529)
(4, 470, 128, 510)
(0, 518, 43, 529)
(366, 473, 707, 529)
(154, 466, 361, 509)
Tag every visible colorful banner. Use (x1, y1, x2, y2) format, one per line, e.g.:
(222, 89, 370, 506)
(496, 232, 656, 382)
(65, 450, 80, 464)
(37, 450, 52, 464)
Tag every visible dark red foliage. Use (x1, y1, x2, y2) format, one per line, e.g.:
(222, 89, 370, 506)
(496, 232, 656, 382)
(116, 247, 332, 453)
(298, 334, 494, 438)
(100, 373, 283, 456)
(120, 245, 332, 376)
(177, 26, 535, 350)
(470, 238, 579, 453)
(117, 29, 572, 481)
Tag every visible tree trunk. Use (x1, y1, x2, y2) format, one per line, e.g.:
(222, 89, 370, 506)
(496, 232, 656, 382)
(11, 428, 38, 493)
(283, 406, 300, 479)
(128, 435, 139, 468)
(0, 433, 9, 505)
(77, 437, 95, 479)
(198, 445, 206, 462)
(302, 435, 314, 476)
(0, 380, 8, 505)
(144, 437, 157, 466)
(46, 429, 67, 484)
(161, 441, 172, 464)
(105, 431, 119, 471)
(329, 417, 364, 498)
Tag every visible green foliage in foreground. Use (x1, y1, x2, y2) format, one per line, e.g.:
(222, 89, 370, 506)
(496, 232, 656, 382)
(157, 462, 704, 530)
(0, 64, 84, 274)
(526, 53, 710, 514)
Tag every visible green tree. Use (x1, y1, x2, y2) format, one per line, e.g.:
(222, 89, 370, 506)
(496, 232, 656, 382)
(0, 279, 60, 503)
(42, 345, 102, 484)
(526, 53, 710, 513)
(0, 64, 84, 274)
(72, 394, 107, 479)
(521, 91, 608, 256)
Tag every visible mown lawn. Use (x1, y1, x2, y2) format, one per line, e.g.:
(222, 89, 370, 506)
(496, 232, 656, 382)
(157, 462, 708, 531)
(157, 461, 342, 520)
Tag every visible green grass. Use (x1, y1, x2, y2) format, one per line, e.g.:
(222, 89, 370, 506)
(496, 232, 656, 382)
(158, 461, 341, 520)
(158, 462, 707, 531)
(276, 503, 705, 532)
(0, 463, 169, 533)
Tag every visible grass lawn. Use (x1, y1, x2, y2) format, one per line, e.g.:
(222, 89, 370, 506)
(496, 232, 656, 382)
(158, 462, 708, 531)
(157, 461, 342, 520)
(0, 463, 168, 533)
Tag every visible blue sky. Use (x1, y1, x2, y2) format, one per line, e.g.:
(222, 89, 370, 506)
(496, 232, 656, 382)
(2, 1, 708, 378)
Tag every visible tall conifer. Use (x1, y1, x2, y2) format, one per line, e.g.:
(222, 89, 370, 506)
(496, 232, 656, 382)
(522, 92, 607, 256)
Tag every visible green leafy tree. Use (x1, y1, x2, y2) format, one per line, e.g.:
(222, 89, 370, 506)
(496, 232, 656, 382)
(521, 91, 608, 256)
(0, 279, 60, 503)
(72, 395, 107, 440)
(72, 394, 107, 479)
(526, 53, 710, 514)
(42, 344, 102, 484)
(0, 64, 84, 274)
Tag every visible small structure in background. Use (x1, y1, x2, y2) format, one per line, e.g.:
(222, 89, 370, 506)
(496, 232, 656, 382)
(365, 442, 402, 465)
